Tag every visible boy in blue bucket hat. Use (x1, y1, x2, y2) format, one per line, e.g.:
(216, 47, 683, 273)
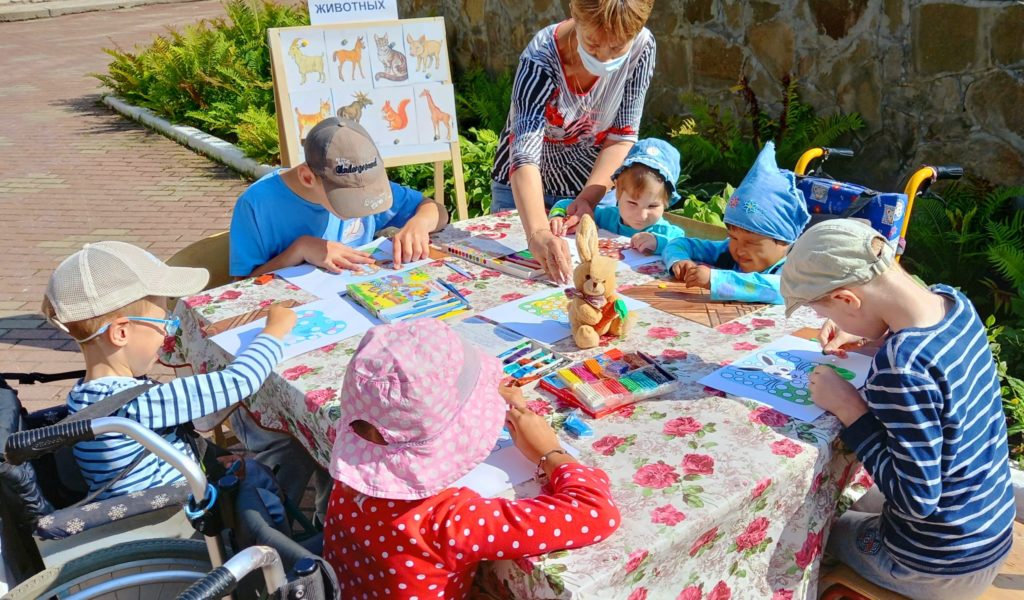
(548, 139, 686, 255)
(664, 141, 810, 304)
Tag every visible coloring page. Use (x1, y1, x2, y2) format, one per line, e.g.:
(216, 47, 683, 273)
(479, 287, 647, 345)
(275, 239, 430, 299)
(412, 83, 457, 145)
(698, 335, 874, 421)
(365, 25, 410, 89)
(563, 230, 662, 272)
(290, 90, 335, 150)
(401, 20, 450, 84)
(280, 29, 330, 91)
(211, 297, 375, 361)
(324, 29, 372, 87)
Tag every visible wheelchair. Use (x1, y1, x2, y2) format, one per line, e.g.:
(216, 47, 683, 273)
(1, 399, 334, 599)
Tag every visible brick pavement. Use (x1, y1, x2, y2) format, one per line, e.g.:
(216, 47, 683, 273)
(0, 1, 251, 410)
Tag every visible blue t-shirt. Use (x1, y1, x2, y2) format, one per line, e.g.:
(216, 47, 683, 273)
(229, 169, 425, 276)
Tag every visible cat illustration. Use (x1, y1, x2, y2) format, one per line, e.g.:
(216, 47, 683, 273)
(406, 34, 442, 72)
(373, 33, 409, 82)
(382, 99, 411, 130)
(337, 92, 372, 123)
(288, 38, 326, 85)
(295, 99, 331, 140)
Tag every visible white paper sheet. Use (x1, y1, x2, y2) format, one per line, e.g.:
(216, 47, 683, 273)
(210, 297, 376, 360)
(275, 239, 430, 299)
(698, 335, 875, 421)
(478, 286, 648, 345)
(453, 441, 580, 497)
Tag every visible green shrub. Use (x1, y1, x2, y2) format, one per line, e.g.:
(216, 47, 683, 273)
(987, 316, 1024, 467)
(455, 68, 513, 132)
(669, 76, 864, 186)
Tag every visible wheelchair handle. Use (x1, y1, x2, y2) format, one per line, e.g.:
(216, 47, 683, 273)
(176, 546, 286, 600)
(4, 417, 209, 503)
(934, 165, 964, 181)
(823, 147, 854, 158)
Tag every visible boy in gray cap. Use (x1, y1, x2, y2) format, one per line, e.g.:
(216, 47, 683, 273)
(42, 241, 296, 499)
(229, 117, 448, 278)
(781, 219, 1013, 599)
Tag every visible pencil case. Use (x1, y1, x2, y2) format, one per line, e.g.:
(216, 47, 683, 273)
(538, 349, 679, 418)
(498, 340, 572, 387)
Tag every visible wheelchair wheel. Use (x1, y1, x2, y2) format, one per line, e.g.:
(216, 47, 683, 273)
(3, 538, 212, 600)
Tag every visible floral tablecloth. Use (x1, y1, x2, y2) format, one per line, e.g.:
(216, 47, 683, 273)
(166, 212, 869, 600)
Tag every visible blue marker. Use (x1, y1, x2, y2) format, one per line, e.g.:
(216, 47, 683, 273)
(444, 260, 474, 279)
(497, 340, 532, 360)
(436, 278, 471, 306)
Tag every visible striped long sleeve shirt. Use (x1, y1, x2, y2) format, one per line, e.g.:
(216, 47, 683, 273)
(67, 334, 284, 500)
(491, 23, 656, 199)
(841, 285, 1015, 575)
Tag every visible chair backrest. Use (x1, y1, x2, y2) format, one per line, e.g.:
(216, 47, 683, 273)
(166, 232, 231, 291)
(789, 172, 910, 250)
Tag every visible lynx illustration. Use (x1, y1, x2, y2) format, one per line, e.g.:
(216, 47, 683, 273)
(373, 33, 409, 82)
(295, 99, 331, 140)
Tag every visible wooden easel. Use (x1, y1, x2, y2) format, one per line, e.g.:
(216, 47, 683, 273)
(268, 18, 469, 221)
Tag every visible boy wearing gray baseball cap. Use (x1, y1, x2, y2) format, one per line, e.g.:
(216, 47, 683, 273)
(42, 241, 297, 500)
(229, 117, 448, 279)
(781, 219, 1013, 598)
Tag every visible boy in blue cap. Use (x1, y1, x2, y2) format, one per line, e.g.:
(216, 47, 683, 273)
(663, 141, 809, 303)
(547, 139, 685, 255)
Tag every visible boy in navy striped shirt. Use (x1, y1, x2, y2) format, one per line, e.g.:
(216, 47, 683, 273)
(42, 241, 296, 500)
(781, 220, 1014, 599)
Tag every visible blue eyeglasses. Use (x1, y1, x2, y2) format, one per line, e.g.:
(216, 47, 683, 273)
(79, 315, 181, 343)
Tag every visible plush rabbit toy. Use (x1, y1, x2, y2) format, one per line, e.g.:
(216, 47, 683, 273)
(566, 214, 634, 349)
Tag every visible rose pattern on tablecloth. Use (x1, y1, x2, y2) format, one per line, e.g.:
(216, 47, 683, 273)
(172, 211, 869, 599)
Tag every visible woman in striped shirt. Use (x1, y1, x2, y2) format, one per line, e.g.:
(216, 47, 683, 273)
(490, 0, 656, 283)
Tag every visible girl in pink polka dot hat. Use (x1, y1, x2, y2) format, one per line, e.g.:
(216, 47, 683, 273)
(324, 319, 621, 599)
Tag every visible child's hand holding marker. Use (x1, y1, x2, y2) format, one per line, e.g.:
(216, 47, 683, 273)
(809, 364, 868, 426)
(818, 319, 871, 358)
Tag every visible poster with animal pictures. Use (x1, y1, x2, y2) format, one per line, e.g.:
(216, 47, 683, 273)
(324, 30, 371, 86)
(401, 20, 449, 84)
(698, 335, 874, 421)
(270, 18, 467, 218)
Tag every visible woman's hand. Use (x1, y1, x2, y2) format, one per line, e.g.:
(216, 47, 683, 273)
(528, 228, 574, 284)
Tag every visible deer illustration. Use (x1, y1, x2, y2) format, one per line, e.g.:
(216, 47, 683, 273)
(288, 38, 325, 85)
(332, 37, 366, 81)
(419, 89, 452, 141)
(337, 92, 372, 123)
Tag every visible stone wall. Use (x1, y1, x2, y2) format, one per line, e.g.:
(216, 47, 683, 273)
(398, 0, 1023, 189)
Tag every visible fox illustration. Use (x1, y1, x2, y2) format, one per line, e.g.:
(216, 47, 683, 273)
(382, 99, 411, 130)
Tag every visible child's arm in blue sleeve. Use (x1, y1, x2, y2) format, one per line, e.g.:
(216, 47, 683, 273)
(709, 270, 784, 304)
(122, 334, 285, 430)
(548, 199, 572, 218)
(663, 237, 727, 267)
(841, 370, 945, 519)
(649, 221, 686, 255)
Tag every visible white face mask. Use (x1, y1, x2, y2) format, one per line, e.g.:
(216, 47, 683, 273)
(577, 37, 632, 76)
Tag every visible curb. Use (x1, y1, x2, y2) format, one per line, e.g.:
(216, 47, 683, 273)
(0, 0, 202, 22)
(102, 95, 275, 181)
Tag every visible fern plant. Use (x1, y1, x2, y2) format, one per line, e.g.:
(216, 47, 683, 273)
(455, 68, 513, 132)
(669, 76, 864, 185)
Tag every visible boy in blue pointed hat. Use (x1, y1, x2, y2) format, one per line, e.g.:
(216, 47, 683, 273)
(663, 141, 810, 303)
(548, 139, 686, 255)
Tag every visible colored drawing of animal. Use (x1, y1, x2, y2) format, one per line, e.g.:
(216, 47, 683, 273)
(286, 310, 347, 345)
(288, 39, 326, 85)
(406, 34, 442, 72)
(724, 351, 856, 404)
(332, 37, 366, 81)
(519, 291, 569, 323)
(373, 33, 409, 82)
(337, 92, 372, 123)
(295, 100, 331, 141)
(419, 89, 452, 141)
(382, 99, 411, 131)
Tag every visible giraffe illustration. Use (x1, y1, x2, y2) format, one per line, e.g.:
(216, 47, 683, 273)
(419, 89, 452, 141)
